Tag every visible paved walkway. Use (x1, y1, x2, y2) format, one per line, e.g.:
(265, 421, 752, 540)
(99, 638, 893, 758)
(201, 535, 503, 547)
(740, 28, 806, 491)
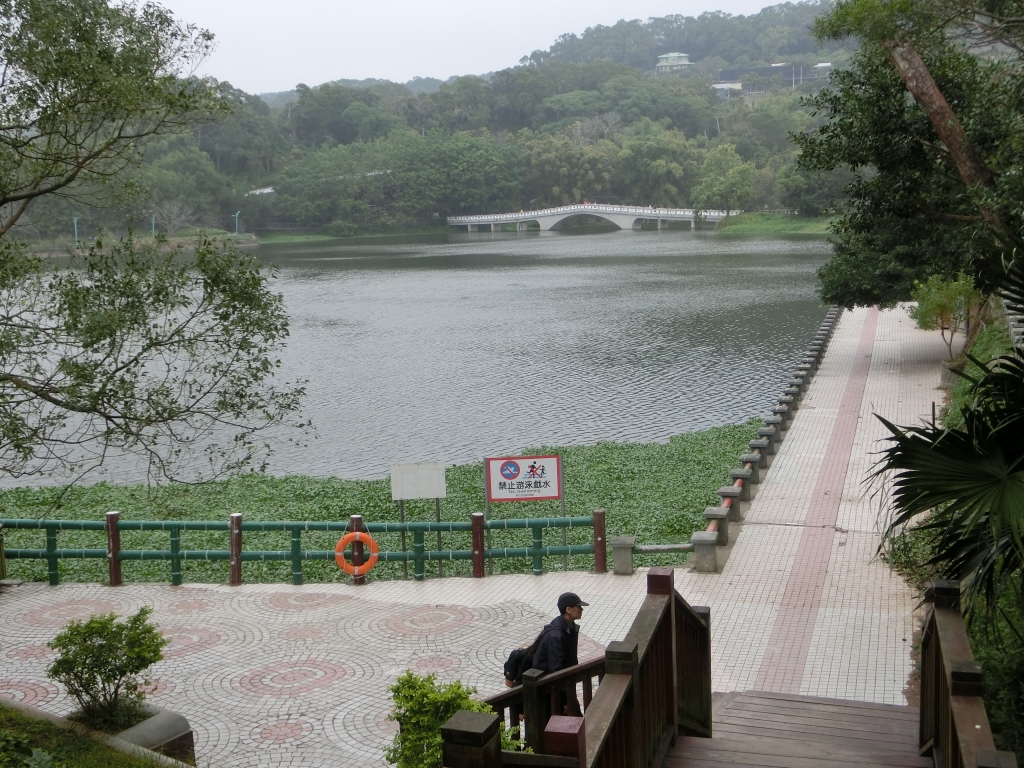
(0, 307, 948, 767)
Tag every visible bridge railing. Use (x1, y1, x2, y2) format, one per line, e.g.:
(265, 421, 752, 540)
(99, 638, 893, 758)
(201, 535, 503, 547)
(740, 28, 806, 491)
(443, 566, 711, 767)
(447, 203, 734, 223)
(0, 510, 606, 587)
(919, 581, 1017, 768)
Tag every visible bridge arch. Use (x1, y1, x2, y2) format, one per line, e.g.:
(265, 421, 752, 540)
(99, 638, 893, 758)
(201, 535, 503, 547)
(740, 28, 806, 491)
(449, 203, 733, 232)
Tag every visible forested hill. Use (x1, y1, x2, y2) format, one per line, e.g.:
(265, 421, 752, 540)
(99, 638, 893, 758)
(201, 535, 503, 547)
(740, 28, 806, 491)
(522, 0, 849, 72)
(25, 0, 854, 243)
(259, 1, 849, 108)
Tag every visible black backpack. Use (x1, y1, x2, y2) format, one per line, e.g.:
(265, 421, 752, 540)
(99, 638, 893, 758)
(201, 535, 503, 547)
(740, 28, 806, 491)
(504, 632, 543, 685)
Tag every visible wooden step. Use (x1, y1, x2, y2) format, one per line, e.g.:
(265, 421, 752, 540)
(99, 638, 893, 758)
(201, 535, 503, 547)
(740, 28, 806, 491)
(667, 691, 931, 768)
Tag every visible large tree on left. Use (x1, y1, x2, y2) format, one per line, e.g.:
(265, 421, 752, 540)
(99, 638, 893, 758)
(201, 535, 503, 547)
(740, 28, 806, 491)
(0, 0, 306, 484)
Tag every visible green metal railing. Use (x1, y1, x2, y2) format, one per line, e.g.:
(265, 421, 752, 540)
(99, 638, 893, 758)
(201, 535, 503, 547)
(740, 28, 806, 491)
(0, 511, 607, 587)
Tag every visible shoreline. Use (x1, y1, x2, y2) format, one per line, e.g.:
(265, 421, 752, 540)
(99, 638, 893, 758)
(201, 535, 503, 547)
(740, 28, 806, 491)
(0, 422, 760, 584)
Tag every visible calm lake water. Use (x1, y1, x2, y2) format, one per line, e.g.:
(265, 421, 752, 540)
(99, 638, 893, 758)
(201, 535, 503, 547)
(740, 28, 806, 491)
(5, 229, 832, 487)
(248, 229, 831, 479)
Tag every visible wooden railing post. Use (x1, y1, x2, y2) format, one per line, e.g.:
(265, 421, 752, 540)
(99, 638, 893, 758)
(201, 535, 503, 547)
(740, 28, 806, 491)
(593, 509, 607, 574)
(229, 513, 242, 586)
(544, 715, 586, 765)
(350, 514, 364, 585)
(105, 512, 122, 587)
(440, 711, 501, 767)
(648, 568, 678, 739)
(919, 580, 1018, 768)
(522, 668, 546, 753)
(471, 512, 485, 578)
(605, 640, 640, 768)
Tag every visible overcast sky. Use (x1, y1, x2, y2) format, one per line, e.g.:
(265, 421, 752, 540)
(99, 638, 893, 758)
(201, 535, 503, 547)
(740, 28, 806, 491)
(158, 0, 780, 94)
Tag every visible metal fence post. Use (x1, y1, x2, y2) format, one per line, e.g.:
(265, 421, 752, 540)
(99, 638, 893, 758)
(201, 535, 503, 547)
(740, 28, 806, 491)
(350, 514, 365, 586)
(290, 526, 303, 586)
(471, 513, 485, 578)
(229, 513, 242, 586)
(105, 512, 122, 586)
(169, 527, 182, 586)
(593, 509, 607, 573)
(413, 530, 425, 581)
(45, 525, 59, 586)
(531, 523, 544, 575)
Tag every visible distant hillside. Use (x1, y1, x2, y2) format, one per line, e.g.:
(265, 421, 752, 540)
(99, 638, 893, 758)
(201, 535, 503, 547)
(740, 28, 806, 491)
(259, 1, 845, 108)
(520, 0, 848, 75)
(259, 74, 491, 109)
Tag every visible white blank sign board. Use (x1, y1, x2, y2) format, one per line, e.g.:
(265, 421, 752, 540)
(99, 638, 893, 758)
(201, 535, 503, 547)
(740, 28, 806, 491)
(391, 461, 447, 500)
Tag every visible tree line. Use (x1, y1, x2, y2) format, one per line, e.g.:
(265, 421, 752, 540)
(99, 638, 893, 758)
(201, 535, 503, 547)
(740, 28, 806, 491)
(16, 1, 855, 241)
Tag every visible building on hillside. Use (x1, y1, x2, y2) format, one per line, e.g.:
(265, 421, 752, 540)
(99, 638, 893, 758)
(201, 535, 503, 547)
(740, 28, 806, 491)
(713, 62, 835, 99)
(655, 53, 692, 75)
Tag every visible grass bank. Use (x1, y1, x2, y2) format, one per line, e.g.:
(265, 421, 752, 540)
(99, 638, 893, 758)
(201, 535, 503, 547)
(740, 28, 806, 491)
(716, 213, 833, 234)
(0, 705, 162, 768)
(0, 422, 760, 585)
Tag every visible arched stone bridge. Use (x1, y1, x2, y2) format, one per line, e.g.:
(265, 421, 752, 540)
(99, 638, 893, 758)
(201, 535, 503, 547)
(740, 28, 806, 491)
(447, 203, 737, 232)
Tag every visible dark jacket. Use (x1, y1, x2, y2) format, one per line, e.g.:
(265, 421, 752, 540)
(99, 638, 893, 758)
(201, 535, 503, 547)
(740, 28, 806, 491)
(532, 615, 579, 674)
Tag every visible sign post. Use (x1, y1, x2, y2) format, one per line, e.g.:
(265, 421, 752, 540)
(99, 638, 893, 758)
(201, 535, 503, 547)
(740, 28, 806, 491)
(391, 461, 447, 579)
(484, 454, 565, 571)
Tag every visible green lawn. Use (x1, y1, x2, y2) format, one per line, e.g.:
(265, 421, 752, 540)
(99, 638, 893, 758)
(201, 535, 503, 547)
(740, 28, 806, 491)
(0, 422, 759, 585)
(0, 705, 164, 768)
(716, 213, 833, 234)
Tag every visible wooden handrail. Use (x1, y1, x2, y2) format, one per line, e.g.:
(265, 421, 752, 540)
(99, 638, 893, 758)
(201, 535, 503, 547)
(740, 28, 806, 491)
(444, 567, 713, 768)
(919, 581, 1018, 768)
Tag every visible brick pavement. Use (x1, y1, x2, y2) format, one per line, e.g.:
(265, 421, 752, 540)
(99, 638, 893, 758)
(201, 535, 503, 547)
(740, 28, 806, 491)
(0, 307, 948, 767)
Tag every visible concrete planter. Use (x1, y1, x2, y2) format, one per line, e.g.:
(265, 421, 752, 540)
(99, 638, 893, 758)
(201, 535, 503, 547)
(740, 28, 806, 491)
(115, 705, 195, 765)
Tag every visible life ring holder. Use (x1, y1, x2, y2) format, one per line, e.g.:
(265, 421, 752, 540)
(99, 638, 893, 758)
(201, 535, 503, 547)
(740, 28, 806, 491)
(335, 532, 380, 577)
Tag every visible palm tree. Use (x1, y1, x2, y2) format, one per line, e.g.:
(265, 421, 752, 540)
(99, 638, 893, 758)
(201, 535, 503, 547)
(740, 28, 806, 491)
(874, 242, 1024, 619)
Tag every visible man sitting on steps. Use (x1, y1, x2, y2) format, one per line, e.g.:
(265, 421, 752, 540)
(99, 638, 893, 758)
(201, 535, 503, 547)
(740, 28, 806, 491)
(533, 591, 589, 716)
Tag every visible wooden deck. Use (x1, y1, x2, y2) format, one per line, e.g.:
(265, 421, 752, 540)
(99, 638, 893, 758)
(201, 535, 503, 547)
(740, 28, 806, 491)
(667, 691, 932, 768)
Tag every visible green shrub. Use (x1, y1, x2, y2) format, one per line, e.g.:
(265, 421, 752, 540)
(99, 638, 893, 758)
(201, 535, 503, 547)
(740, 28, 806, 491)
(908, 273, 982, 360)
(0, 728, 60, 767)
(46, 608, 167, 732)
(384, 671, 525, 768)
(942, 321, 1014, 430)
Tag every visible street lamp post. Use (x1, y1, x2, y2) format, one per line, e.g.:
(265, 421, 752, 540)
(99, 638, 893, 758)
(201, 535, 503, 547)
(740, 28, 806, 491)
(234, 211, 241, 235)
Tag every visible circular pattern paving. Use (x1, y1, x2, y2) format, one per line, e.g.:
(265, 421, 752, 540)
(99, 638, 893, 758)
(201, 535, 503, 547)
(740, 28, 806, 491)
(232, 659, 352, 698)
(412, 655, 461, 674)
(263, 592, 350, 612)
(6, 644, 54, 661)
(280, 626, 325, 642)
(0, 680, 58, 706)
(170, 599, 215, 613)
(251, 718, 314, 747)
(383, 605, 476, 637)
(161, 626, 224, 659)
(141, 679, 175, 698)
(20, 599, 117, 627)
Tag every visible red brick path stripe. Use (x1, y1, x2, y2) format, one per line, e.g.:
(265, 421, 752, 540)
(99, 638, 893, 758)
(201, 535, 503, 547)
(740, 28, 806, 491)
(754, 307, 879, 694)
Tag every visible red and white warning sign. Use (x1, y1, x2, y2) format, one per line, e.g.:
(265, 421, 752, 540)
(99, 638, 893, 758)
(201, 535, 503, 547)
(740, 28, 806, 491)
(485, 455, 561, 502)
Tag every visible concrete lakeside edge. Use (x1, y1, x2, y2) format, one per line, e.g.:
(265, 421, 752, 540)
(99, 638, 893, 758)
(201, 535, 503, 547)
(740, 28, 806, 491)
(0, 306, 947, 767)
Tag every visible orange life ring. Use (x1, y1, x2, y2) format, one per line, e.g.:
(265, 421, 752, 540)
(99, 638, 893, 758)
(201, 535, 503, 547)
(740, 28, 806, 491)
(335, 532, 380, 576)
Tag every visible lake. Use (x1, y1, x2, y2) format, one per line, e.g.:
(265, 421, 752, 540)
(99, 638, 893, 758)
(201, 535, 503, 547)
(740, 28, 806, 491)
(247, 229, 831, 480)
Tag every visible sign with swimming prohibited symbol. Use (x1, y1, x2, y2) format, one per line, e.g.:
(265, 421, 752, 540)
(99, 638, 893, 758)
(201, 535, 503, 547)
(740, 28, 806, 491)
(485, 455, 562, 502)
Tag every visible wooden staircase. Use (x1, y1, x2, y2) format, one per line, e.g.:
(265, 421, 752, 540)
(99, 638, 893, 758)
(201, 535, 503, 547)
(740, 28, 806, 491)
(668, 691, 932, 768)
